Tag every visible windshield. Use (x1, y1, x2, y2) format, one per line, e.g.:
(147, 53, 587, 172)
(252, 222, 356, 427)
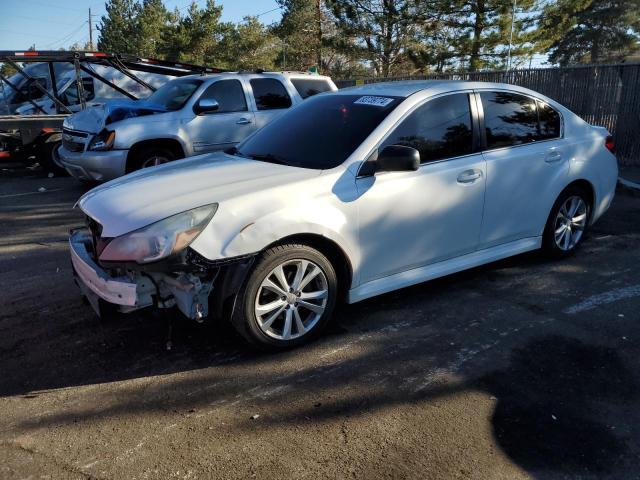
(235, 93, 403, 169)
(145, 78, 203, 111)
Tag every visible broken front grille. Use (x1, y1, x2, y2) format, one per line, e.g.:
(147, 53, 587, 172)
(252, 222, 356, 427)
(62, 128, 87, 152)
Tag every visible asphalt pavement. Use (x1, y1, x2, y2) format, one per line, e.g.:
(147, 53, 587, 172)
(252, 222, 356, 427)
(1, 161, 640, 480)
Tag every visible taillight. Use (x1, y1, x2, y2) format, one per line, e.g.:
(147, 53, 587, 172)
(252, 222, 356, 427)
(605, 135, 616, 153)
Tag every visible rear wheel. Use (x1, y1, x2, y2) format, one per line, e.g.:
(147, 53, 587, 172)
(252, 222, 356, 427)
(128, 146, 176, 173)
(231, 244, 338, 350)
(542, 186, 591, 258)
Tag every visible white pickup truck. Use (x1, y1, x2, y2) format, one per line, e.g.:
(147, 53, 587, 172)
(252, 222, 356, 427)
(58, 72, 337, 182)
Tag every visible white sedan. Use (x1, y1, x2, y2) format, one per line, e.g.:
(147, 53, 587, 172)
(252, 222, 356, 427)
(69, 81, 618, 349)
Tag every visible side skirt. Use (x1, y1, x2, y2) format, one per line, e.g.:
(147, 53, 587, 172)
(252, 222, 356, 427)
(347, 237, 542, 304)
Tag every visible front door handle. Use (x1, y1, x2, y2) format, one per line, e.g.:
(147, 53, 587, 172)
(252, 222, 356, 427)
(545, 151, 563, 163)
(236, 118, 252, 125)
(457, 169, 483, 184)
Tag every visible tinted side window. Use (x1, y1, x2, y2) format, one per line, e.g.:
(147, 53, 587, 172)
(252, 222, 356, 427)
(381, 93, 473, 163)
(250, 78, 292, 110)
(481, 92, 538, 149)
(537, 100, 561, 139)
(200, 79, 247, 113)
(290, 78, 333, 99)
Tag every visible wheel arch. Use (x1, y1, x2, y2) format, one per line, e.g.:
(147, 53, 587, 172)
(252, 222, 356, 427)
(562, 179, 596, 221)
(266, 233, 353, 302)
(126, 138, 186, 173)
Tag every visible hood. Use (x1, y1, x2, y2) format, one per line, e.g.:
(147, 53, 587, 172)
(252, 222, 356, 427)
(63, 99, 167, 133)
(78, 153, 321, 238)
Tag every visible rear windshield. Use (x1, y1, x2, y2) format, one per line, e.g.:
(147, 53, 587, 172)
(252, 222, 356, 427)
(236, 94, 403, 170)
(290, 78, 334, 99)
(146, 78, 202, 111)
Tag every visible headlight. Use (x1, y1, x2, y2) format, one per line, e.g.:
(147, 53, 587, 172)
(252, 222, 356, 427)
(88, 129, 116, 151)
(99, 204, 218, 264)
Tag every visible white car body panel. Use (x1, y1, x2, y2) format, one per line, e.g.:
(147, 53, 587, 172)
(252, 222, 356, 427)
(75, 80, 618, 311)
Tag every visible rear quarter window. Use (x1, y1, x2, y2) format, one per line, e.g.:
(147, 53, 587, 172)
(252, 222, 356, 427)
(290, 78, 334, 99)
(250, 78, 292, 110)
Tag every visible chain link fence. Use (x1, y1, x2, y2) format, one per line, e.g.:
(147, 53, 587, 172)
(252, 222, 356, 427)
(336, 64, 640, 166)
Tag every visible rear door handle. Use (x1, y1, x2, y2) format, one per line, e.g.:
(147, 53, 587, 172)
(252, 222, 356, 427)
(236, 118, 252, 125)
(457, 169, 483, 184)
(545, 151, 563, 163)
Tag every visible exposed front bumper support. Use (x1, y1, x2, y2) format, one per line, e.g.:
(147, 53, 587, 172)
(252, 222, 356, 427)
(70, 229, 155, 313)
(70, 229, 219, 320)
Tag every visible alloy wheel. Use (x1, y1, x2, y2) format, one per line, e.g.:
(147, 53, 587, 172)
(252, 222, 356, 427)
(141, 155, 169, 168)
(554, 195, 588, 251)
(254, 259, 329, 340)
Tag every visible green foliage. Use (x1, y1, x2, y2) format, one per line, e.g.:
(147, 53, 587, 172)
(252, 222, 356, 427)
(538, 0, 640, 66)
(325, 0, 420, 77)
(274, 0, 323, 71)
(94, 0, 640, 76)
(97, 0, 138, 54)
(217, 17, 279, 70)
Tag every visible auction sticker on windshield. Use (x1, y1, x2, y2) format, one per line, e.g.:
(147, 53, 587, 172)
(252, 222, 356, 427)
(354, 96, 394, 107)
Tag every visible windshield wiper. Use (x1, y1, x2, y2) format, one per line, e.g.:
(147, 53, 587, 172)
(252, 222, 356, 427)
(246, 153, 290, 166)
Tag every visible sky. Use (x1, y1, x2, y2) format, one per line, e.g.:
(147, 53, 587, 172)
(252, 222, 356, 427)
(0, 0, 283, 51)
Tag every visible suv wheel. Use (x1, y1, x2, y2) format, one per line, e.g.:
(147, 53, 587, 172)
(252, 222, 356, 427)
(231, 244, 338, 350)
(129, 147, 176, 172)
(39, 140, 68, 176)
(543, 186, 591, 258)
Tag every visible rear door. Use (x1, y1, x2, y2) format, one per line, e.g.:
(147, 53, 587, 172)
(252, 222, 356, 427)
(247, 77, 294, 130)
(188, 78, 256, 153)
(477, 90, 568, 249)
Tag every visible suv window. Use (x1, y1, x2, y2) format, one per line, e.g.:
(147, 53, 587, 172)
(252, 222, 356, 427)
(200, 79, 247, 113)
(250, 78, 292, 110)
(381, 93, 473, 163)
(481, 91, 539, 149)
(290, 78, 333, 99)
(537, 100, 561, 140)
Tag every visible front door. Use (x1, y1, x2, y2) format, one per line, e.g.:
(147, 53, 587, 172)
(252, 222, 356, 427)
(189, 79, 256, 153)
(356, 92, 486, 284)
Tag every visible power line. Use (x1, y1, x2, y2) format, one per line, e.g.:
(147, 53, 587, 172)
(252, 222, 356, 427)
(43, 21, 89, 49)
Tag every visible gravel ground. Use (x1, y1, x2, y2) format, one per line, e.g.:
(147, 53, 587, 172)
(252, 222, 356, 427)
(1, 162, 640, 480)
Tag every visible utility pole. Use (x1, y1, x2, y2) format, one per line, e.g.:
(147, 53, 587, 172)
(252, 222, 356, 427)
(88, 8, 94, 50)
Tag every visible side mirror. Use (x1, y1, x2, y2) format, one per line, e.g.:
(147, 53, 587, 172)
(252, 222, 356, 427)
(194, 98, 219, 115)
(377, 145, 420, 172)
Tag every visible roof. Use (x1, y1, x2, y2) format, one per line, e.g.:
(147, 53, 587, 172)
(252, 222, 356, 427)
(180, 71, 332, 80)
(336, 80, 527, 98)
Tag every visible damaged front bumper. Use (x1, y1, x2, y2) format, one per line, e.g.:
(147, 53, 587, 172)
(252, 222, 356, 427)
(69, 228, 236, 320)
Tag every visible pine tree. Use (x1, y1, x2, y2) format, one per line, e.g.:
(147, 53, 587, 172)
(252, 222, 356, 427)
(538, 0, 640, 66)
(97, 0, 138, 54)
(325, 0, 421, 77)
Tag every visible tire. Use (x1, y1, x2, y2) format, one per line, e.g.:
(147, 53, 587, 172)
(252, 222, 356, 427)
(38, 140, 68, 176)
(231, 244, 338, 350)
(542, 186, 591, 258)
(127, 146, 176, 173)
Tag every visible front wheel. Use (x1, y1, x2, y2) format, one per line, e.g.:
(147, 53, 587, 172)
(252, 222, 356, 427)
(231, 244, 338, 350)
(127, 147, 176, 173)
(542, 187, 591, 258)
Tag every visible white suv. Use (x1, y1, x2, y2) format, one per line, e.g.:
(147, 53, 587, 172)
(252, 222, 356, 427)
(58, 72, 336, 182)
(69, 81, 618, 349)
